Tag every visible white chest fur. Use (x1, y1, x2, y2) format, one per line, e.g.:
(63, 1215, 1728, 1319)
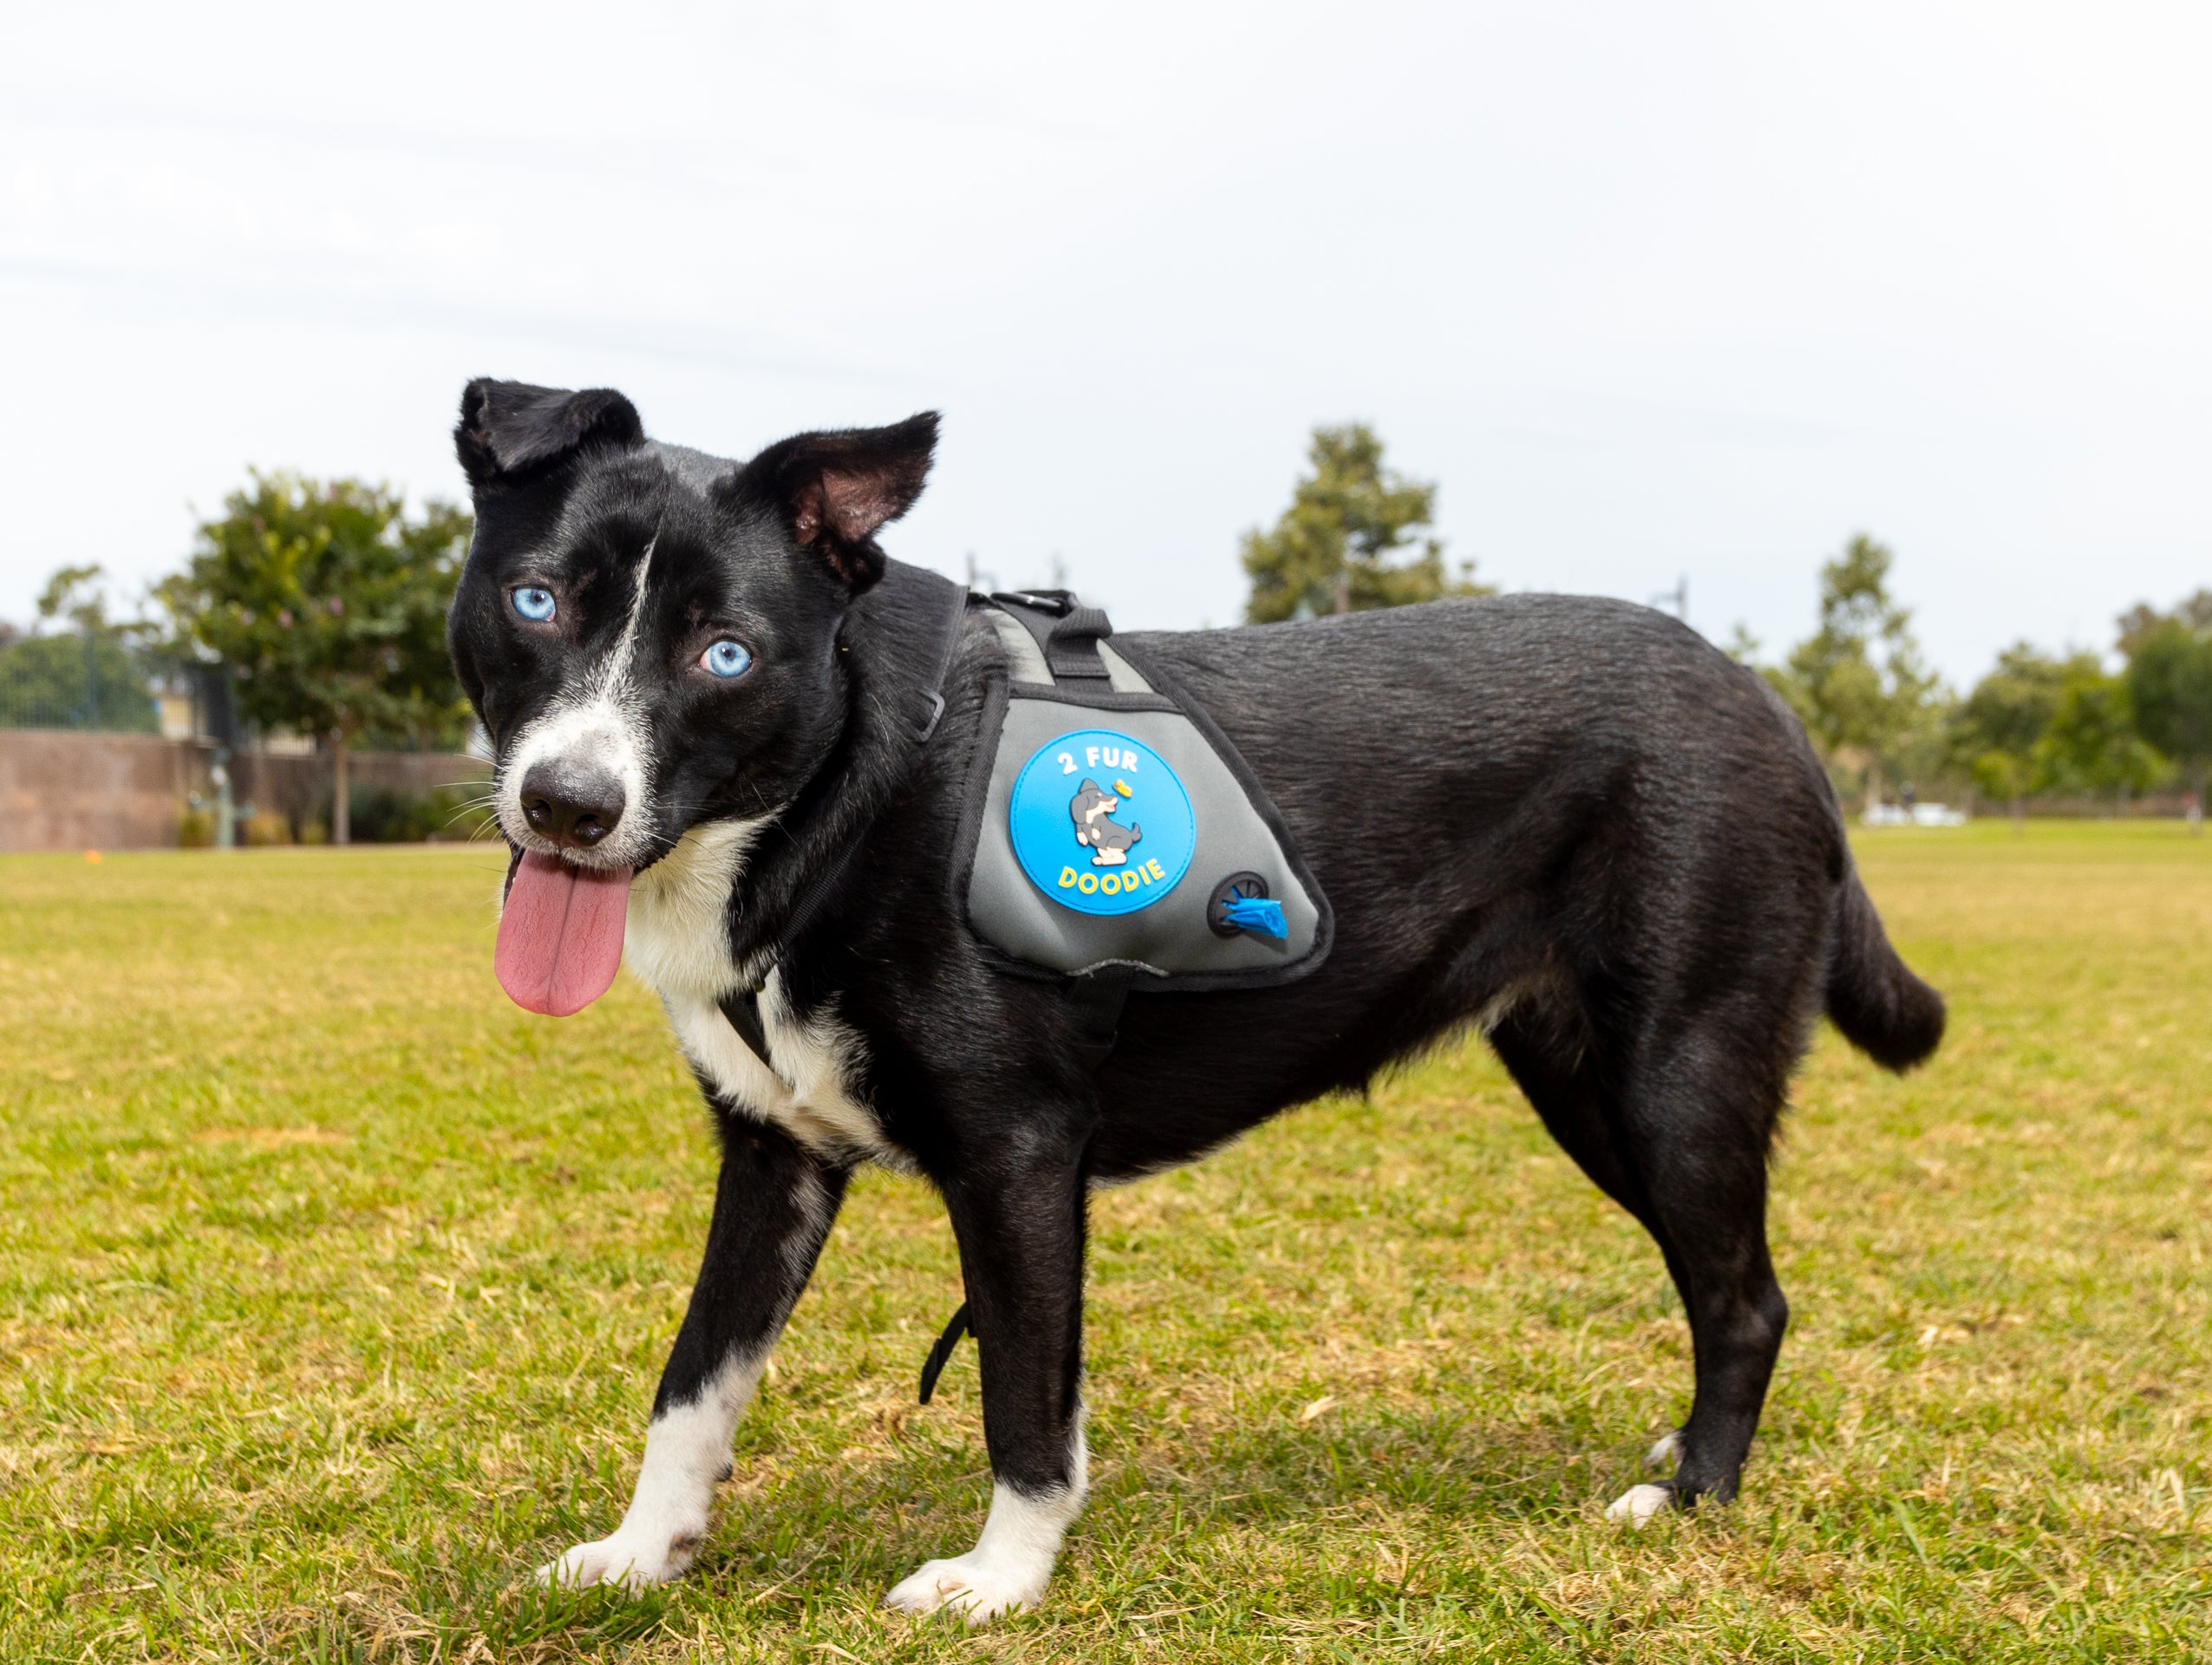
(626, 820, 896, 1165)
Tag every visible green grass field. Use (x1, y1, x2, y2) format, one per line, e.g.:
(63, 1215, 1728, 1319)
(1, 824, 2207, 1662)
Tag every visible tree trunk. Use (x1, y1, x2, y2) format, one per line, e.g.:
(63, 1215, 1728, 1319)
(2011, 793, 2024, 837)
(1333, 565, 1351, 617)
(333, 733, 351, 846)
(1864, 757, 1883, 818)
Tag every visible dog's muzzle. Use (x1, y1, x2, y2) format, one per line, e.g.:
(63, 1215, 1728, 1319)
(519, 759, 626, 852)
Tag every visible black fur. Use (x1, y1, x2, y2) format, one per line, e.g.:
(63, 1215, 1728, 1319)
(450, 382, 1944, 1556)
(456, 379, 643, 486)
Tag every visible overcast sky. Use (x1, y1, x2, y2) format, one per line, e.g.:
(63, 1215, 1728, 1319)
(3, 1, 2206, 683)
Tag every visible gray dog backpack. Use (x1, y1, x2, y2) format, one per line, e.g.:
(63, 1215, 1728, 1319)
(949, 588, 1334, 1063)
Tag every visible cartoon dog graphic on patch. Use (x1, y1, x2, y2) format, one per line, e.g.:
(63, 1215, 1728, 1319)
(1069, 778, 1142, 866)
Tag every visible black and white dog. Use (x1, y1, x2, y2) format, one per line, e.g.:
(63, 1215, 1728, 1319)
(448, 380, 1944, 1621)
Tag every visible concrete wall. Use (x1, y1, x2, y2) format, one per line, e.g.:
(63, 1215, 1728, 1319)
(0, 730, 198, 852)
(0, 730, 487, 852)
(230, 747, 488, 834)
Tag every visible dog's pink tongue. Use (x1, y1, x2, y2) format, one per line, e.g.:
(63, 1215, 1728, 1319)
(495, 852, 632, 1016)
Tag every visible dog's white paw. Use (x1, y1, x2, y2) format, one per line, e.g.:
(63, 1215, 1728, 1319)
(1605, 1482, 1674, 1527)
(884, 1550, 1047, 1623)
(537, 1528, 697, 1594)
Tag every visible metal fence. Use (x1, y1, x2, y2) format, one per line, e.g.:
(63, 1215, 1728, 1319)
(0, 628, 164, 734)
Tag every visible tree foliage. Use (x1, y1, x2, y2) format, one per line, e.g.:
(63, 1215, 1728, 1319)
(1242, 425, 1488, 624)
(2119, 591, 2212, 794)
(1948, 643, 2093, 807)
(159, 473, 473, 840)
(1766, 534, 1942, 794)
(2031, 668, 2166, 800)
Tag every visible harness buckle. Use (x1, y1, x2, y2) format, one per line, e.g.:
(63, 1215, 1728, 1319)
(990, 588, 1077, 617)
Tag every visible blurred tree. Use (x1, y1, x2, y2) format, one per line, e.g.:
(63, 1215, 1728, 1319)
(2118, 591, 2212, 813)
(1768, 533, 1941, 806)
(2117, 589, 2212, 648)
(0, 565, 158, 732)
(2030, 667, 2166, 806)
(1242, 425, 1489, 623)
(1948, 643, 2094, 822)
(160, 473, 473, 844)
(38, 565, 117, 632)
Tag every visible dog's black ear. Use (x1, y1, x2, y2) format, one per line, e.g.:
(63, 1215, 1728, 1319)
(454, 379, 644, 487)
(741, 412, 939, 594)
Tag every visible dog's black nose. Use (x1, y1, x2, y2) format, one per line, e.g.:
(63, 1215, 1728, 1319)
(519, 761, 626, 850)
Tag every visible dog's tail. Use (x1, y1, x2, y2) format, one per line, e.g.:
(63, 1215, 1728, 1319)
(1824, 865, 1945, 1071)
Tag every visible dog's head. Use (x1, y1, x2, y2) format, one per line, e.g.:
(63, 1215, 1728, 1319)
(448, 379, 938, 876)
(1069, 780, 1116, 828)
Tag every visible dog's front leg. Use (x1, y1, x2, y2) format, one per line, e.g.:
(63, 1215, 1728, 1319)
(886, 1128, 1089, 1623)
(541, 1115, 846, 1592)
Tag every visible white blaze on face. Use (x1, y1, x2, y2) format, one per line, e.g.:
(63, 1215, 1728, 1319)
(496, 533, 662, 870)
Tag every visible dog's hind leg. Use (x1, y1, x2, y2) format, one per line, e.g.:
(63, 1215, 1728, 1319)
(1488, 1009, 1699, 1498)
(1593, 1009, 1792, 1526)
(1489, 996, 1791, 1525)
(886, 1121, 1090, 1623)
(540, 1114, 847, 1591)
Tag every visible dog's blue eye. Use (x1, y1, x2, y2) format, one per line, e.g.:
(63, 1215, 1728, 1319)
(701, 639, 752, 679)
(512, 586, 557, 623)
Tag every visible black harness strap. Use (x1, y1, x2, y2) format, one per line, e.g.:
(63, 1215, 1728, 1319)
(917, 1299, 971, 1404)
(990, 589, 1113, 682)
(1067, 965, 1135, 1071)
(717, 986, 770, 1061)
(912, 573, 975, 741)
(719, 571, 970, 1070)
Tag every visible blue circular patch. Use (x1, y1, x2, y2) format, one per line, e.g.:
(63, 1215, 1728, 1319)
(1009, 729, 1195, 915)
